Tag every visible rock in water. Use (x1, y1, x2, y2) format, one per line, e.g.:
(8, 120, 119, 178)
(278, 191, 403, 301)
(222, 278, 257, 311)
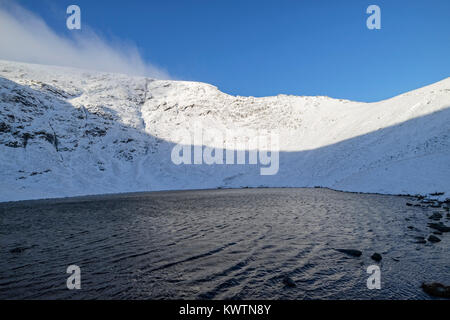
(336, 249, 362, 257)
(428, 235, 441, 243)
(428, 223, 450, 232)
(421, 283, 450, 298)
(9, 247, 28, 254)
(414, 236, 427, 244)
(429, 212, 443, 220)
(371, 253, 382, 262)
(283, 276, 296, 288)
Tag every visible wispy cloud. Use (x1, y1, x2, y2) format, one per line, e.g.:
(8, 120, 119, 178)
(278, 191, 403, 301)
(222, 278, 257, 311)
(0, 1, 169, 78)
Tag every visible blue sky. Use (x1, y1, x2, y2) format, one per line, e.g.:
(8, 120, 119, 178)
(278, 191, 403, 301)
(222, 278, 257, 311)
(14, 0, 450, 102)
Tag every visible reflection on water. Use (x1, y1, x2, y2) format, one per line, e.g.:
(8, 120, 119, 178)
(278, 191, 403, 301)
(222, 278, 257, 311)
(0, 188, 449, 299)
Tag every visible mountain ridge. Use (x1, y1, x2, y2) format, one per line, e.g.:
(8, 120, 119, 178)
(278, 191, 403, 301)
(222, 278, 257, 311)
(0, 60, 449, 202)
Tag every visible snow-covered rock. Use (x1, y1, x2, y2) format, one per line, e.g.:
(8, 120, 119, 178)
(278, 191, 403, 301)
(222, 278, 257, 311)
(0, 60, 449, 202)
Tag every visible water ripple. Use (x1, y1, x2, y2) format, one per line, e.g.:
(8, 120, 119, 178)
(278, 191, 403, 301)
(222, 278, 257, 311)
(0, 188, 449, 299)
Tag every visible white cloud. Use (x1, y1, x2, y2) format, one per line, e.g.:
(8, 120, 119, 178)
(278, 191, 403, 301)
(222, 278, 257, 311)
(0, 1, 169, 79)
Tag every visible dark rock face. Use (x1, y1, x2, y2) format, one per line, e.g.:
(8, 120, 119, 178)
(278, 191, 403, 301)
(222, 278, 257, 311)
(85, 127, 107, 137)
(371, 253, 382, 262)
(336, 249, 362, 257)
(421, 283, 450, 298)
(428, 235, 441, 243)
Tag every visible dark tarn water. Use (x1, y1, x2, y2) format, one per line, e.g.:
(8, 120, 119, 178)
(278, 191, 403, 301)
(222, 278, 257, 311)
(0, 188, 449, 300)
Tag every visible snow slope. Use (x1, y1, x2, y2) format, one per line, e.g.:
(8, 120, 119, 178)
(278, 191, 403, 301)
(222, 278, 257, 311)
(0, 60, 449, 202)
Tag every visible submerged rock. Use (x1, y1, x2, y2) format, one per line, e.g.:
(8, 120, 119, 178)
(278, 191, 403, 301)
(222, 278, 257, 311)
(415, 236, 427, 244)
(429, 212, 443, 220)
(336, 249, 362, 257)
(428, 222, 450, 233)
(371, 253, 382, 262)
(283, 276, 296, 288)
(9, 247, 29, 254)
(421, 283, 450, 298)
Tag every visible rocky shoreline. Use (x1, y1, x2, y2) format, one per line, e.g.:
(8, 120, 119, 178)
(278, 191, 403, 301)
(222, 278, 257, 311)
(332, 193, 450, 299)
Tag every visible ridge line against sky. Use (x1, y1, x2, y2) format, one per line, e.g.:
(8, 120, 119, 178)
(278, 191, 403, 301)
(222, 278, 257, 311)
(2, 0, 450, 102)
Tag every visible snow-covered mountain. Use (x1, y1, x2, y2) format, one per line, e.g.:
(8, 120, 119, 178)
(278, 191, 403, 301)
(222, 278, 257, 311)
(0, 60, 449, 202)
